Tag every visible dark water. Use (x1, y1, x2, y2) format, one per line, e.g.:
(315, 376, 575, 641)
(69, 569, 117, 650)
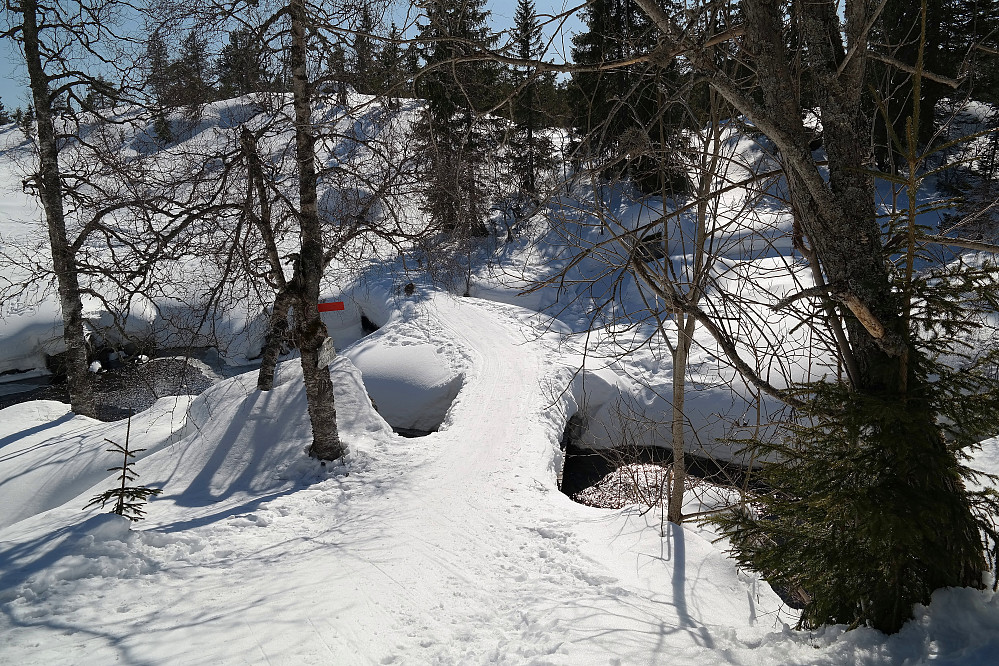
(559, 441, 759, 498)
(0, 356, 218, 421)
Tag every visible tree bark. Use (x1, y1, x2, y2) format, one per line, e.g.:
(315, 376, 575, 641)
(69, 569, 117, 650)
(668, 312, 694, 524)
(632, 0, 988, 626)
(20, 0, 96, 418)
(289, 0, 344, 460)
(257, 289, 294, 391)
(240, 127, 295, 393)
(748, 0, 985, 593)
(758, 0, 985, 616)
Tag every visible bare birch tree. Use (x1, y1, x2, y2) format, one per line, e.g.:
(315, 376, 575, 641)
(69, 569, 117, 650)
(0, 0, 156, 417)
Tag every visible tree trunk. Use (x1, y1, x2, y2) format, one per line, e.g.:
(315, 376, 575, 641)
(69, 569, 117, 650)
(634, 0, 987, 631)
(294, 296, 343, 460)
(21, 0, 96, 418)
(240, 127, 295, 393)
(257, 289, 294, 391)
(744, 0, 985, 626)
(668, 313, 694, 524)
(289, 0, 344, 460)
(666, 92, 722, 524)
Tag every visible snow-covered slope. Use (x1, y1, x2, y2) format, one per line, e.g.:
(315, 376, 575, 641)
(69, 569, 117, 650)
(3, 293, 999, 664)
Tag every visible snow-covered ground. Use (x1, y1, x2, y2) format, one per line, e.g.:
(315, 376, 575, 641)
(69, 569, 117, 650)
(3, 291, 999, 664)
(4, 95, 999, 663)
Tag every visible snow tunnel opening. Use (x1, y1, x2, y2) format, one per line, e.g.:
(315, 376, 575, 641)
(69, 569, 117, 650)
(560, 430, 756, 509)
(347, 342, 463, 437)
(393, 426, 436, 438)
(558, 392, 756, 510)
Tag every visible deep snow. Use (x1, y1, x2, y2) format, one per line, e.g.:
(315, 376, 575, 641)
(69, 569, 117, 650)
(3, 292, 999, 664)
(3, 93, 999, 664)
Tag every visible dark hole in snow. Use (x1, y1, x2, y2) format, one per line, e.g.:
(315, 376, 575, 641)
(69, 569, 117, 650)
(560, 441, 760, 508)
(360, 314, 380, 334)
(393, 427, 434, 438)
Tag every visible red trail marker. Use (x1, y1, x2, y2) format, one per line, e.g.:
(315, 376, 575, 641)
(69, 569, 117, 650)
(318, 301, 345, 312)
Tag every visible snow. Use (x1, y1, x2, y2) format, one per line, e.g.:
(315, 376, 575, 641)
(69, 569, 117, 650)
(345, 341, 462, 431)
(3, 292, 999, 664)
(3, 94, 999, 664)
(0, 397, 192, 531)
(2, 294, 783, 665)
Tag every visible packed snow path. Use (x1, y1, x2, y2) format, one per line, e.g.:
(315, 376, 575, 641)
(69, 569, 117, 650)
(10, 295, 994, 664)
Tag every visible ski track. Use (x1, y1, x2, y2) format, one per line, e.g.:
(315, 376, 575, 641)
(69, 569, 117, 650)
(0, 294, 785, 665)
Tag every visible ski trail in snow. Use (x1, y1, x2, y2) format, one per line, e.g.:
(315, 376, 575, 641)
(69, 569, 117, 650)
(416, 294, 567, 490)
(310, 293, 581, 662)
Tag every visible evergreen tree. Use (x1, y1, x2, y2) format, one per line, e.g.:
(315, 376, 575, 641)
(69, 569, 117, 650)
(326, 42, 350, 106)
(374, 22, 405, 106)
(352, 5, 377, 94)
(174, 29, 215, 108)
(714, 254, 999, 631)
(876, 0, 999, 160)
(84, 415, 162, 522)
(570, 0, 653, 142)
(145, 30, 172, 108)
(710, 3, 999, 630)
(82, 76, 116, 111)
(18, 104, 35, 137)
(507, 0, 555, 200)
(403, 39, 420, 91)
(0, 98, 11, 124)
(217, 26, 271, 97)
(414, 0, 500, 238)
(569, 0, 687, 193)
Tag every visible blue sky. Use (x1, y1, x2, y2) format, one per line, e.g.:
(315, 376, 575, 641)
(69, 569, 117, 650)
(0, 1, 585, 111)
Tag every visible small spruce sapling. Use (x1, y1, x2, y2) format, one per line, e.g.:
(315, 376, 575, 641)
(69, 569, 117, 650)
(84, 413, 162, 522)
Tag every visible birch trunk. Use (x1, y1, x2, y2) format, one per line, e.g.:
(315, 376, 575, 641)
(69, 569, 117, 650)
(289, 0, 343, 459)
(667, 313, 694, 524)
(21, 0, 96, 418)
(257, 290, 294, 391)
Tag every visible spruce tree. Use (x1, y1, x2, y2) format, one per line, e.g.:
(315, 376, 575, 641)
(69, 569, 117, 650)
(145, 30, 171, 108)
(374, 22, 405, 106)
(714, 274, 999, 631)
(326, 42, 350, 106)
(506, 0, 555, 201)
(84, 416, 162, 522)
(82, 77, 116, 112)
(570, 0, 654, 145)
(414, 0, 500, 238)
(352, 5, 377, 94)
(175, 29, 215, 108)
(875, 0, 999, 161)
(217, 27, 271, 98)
(569, 0, 686, 193)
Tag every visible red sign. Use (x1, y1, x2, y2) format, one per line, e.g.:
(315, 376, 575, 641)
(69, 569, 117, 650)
(318, 301, 345, 312)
